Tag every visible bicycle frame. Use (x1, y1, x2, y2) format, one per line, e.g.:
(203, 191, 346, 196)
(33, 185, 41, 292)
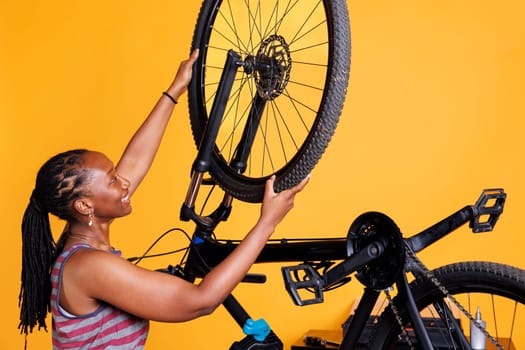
(175, 50, 507, 349)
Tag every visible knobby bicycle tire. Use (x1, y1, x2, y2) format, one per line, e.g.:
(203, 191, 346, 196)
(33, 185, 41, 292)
(369, 261, 525, 349)
(188, 0, 351, 203)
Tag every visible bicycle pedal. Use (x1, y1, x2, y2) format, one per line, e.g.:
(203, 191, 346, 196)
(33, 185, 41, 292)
(470, 188, 506, 233)
(281, 264, 324, 306)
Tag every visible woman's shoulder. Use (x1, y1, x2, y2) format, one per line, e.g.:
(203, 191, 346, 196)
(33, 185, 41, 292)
(61, 244, 127, 273)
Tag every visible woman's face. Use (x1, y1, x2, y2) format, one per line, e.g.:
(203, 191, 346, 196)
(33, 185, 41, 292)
(82, 151, 132, 221)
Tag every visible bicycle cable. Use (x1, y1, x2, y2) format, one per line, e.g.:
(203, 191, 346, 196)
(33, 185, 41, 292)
(127, 227, 192, 265)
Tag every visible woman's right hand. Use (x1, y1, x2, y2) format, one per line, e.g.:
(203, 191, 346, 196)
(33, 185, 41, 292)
(258, 174, 310, 230)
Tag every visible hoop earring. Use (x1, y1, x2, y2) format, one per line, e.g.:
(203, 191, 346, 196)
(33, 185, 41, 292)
(88, 213, 94, 227)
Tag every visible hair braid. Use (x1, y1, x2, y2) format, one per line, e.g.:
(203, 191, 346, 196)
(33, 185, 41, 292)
(19, 149, 90, 335)
(19, 204, 55, 334)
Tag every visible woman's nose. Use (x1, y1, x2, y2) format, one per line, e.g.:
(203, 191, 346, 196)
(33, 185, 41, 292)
(118, 174, 131, 188)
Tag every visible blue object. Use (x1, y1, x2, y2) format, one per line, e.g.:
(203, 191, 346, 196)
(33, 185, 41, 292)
(242, 318, 270, 341)
(192, 236, 205, 245)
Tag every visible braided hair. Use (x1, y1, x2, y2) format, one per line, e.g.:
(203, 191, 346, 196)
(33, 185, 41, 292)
(19, 149, 91, 335)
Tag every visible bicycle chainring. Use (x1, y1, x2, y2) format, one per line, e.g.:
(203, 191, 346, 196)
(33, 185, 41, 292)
(346, 212, 405, 290)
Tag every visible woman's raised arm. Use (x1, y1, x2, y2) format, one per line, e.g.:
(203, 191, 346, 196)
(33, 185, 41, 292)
(116, 49, 199, 195)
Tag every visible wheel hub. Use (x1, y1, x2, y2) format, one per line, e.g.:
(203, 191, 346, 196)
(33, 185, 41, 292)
(248, 35, 291, 100)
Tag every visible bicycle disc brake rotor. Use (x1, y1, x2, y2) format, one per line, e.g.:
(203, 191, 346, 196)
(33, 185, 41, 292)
(250, 34, 291, 100)
(346, 212, 405, 290)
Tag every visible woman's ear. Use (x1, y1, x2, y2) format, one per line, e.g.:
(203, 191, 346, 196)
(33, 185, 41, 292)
(73, 198, 93, 216)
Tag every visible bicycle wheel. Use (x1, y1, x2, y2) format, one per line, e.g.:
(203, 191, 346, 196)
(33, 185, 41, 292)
(370, 262, 525, 349)
(188, 0, 351, 203)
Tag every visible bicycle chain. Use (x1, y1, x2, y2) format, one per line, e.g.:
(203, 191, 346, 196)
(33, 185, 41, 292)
(384, 288, 416, 349)
(400, 244, 504, 350)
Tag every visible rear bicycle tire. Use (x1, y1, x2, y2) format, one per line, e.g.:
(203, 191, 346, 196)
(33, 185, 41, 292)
(370, 261, 525, 349)
(188, 0, 351, 203)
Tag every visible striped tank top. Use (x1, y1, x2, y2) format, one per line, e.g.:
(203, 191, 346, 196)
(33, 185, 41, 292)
(51, 244, 149, 349)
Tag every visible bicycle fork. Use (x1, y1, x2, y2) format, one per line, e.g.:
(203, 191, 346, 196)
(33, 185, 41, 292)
(180, 49, 242, 228)
(180, 48, 268, 229)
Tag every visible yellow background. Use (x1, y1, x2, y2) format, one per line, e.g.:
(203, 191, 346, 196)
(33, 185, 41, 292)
(2, 1, 524, 349)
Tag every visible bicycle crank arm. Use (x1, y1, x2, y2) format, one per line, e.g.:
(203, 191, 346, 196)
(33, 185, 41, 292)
(407, 188, 506, 253)
(324, 239, 386, 288)
(282, 239, 386, 306)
